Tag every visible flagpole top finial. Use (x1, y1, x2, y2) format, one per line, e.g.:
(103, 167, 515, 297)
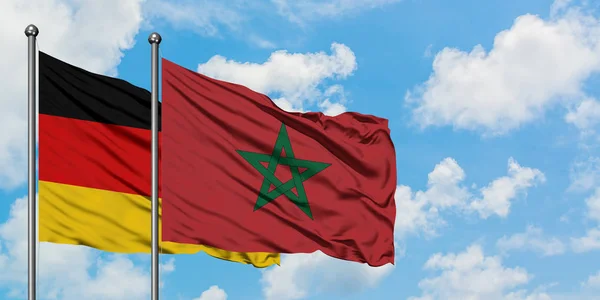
(24, 24, 39, 37)
(148, 32, 162, 44)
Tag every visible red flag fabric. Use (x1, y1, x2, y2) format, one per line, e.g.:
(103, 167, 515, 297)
(161, 58, 397, 267)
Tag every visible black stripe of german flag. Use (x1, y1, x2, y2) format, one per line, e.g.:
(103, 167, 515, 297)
(37, 51, 280, 267)
(40, 51, 160, 130)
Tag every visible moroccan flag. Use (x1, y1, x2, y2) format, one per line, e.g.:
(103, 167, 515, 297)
(161, 59, 396, 266)
(38, 51, 279, 268)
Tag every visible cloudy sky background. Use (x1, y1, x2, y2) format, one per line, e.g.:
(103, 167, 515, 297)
(1, 0, 600, 299)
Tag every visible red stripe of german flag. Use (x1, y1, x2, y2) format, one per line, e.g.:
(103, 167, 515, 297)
(40, 114, 159, 197)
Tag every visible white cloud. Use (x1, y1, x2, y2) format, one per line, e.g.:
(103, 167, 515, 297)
(0, 0, 145, 189)
(260, 251, 394, 300)
(569, 156, 600, 192)
(565, 98, 600, 131)
(496, 226, 566, 257)
(396, 157, 544, 239)
(144, 0, 244, 37)
(248, 34, 278, 49)
(160, 257, 176, 273)
(394, 158, 468, 239)
(317, 85, 348, 116)
(197, 43, 356, 113)
(571, 188, 600, 253)
(550, 0, 573, 17)
(272, 98, 304, 113)
(0, 196, 172, 299)
(582, 270, 600, 289)
(469, 158, 546, 219)
(424, 44, 434, 58)
(421, 157, 471, 209)
(409, 244, 550, 300)
(394, 184, 443, 239)
(406, 4, 600, 135)
(318, 99, 346, 116)
(585, 188, 600, 222)
(193, 285, 228, 300)
(272, 0, 401, 25)
(571, 228, 600, 253)
(504, 291, 553, 300)
(65, 256, 149, 300)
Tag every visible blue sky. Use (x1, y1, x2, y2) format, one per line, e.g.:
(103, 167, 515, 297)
(1, 0, 600, 299)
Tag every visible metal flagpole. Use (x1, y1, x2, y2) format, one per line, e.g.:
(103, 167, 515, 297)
(25, 24, 39, 300)
(148, 32, 162, 300)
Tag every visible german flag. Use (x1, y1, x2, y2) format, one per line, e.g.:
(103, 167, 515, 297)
(38, 52, 279, 267)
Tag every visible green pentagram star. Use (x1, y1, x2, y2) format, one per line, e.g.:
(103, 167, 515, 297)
(236, 123, 331, 219)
